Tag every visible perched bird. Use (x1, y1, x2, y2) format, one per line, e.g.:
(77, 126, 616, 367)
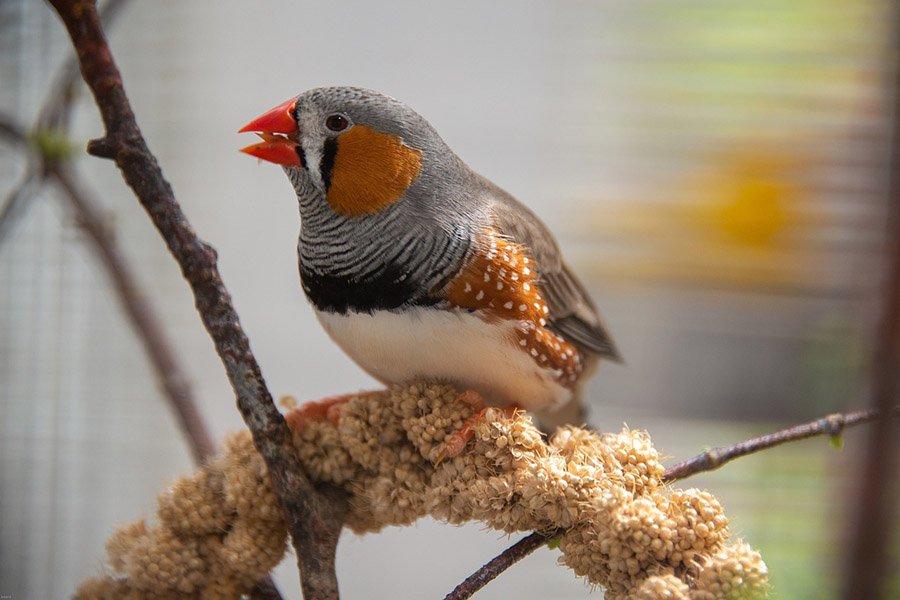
(240, 87, 619, 451)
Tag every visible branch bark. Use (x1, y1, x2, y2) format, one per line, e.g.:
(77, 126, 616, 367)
(445, 405, 898, 600)
(842, 15, 900, 597)
(44, 1, 345, 597)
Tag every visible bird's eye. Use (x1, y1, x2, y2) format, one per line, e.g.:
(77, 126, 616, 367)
(325, 114, 349, 132)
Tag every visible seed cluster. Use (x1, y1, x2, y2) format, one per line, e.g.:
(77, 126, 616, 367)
(75, 433, 287, 599)
(444, 231, 583, 385)
(76, 383, 768, 599)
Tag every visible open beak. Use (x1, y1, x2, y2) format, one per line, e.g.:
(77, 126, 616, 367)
(239, 97, 303, 167)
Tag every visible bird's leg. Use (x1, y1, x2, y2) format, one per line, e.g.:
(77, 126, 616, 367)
(436, 390, 519, 463)
(285, 390, 381, 431)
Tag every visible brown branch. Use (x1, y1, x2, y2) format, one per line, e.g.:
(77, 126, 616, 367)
(49, 164, 217, 462)
(443, 530, 561, 600)
(1, 0, 127, 243)
(0, 117, 42, 245)
(36, 0, 130, 132)
(842, 16, 900, 597)
(446, 406, 898, 600)
(2, 114, 218, 464)
(45, 1, 344, 597)
(661, 408, 894, 482)
(0, 167, 40, 245)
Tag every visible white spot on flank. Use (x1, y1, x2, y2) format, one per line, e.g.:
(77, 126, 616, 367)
(464, 282, 472, 293)
(523, 257, 530, 264)
(483, 272, 491, 282)
(539, 318, 546, 326)
(523, 267, 531, 276)
(511, 272, 519, 281)
(496, 281, 504, 290)
(530, 348, 539, 357)
(519, 304, 527, 311)
(503, 301, 513, 310)
(499, 268, 507, 277)
(475, 290, 485, 301)
(523, 283, 531, 292)
(519, 338, 527, 346)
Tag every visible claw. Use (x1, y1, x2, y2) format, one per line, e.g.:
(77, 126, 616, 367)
(436, 408, 485, 463)
(285, 390, 380, 431)
(434, 391, 520, 463)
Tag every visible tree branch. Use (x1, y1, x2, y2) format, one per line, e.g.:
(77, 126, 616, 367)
(842, 14, 900, 596)
(443, 530, 561, 600)
(0, 114, 217, 462)
(445, 405, 898, 599)
(661, 408, 894, 482)
(49, 164, 217, 462)
(44, 1, 344, 597)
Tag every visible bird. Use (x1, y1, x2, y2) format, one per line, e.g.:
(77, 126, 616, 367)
(239, 86, 619, 455)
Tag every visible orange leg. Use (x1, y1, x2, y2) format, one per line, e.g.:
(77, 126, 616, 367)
(435, 391, 519, 463)
(285, 390, 380, 431)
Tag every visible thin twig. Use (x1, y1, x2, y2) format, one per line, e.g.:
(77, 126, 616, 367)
(0, 167, 40, 246)
(45, 1, 345, 597)
(0, 0, 127, 244)
(444, 406, 898, 600)
(661, 408, 893, 482)
(0, 117, 41, 246)
(49, 164, 217, 462)
(5, 3, 282, 588)
(0, 115, 217, 462)
(443, 530, 561, 600)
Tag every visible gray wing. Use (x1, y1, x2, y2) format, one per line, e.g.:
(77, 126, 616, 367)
(488, 185, 621, 361)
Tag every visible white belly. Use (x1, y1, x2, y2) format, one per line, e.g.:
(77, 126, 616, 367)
(316, 307, 571, 411)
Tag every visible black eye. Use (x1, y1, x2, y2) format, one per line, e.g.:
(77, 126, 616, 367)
(325, 114, 349, 132)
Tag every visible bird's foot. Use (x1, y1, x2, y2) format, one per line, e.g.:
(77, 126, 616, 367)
(285, 390, 380, 431)
(435, 390, 518, 463)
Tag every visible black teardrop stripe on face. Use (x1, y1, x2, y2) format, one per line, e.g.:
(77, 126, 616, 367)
(319, 137, 337, 192)
(295, 144, 307, 168)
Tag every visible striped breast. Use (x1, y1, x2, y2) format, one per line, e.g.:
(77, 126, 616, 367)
(442, 230, 584, 387)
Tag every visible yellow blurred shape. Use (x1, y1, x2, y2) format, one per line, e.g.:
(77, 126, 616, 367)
(713, 176, 790, 248)
(580, 145, 828, 292)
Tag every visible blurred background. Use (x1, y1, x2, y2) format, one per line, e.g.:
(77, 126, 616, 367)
(1, 0, 898, 598)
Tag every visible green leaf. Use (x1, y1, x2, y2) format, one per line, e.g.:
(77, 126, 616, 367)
(829, 434, 844, 450)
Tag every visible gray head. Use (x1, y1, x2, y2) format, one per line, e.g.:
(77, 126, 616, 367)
(240, 86, 489, 310)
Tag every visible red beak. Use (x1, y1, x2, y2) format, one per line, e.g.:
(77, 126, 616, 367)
(239, 97, 303, 167)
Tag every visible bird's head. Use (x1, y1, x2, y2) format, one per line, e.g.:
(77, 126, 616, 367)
(240, 87, 456, 218)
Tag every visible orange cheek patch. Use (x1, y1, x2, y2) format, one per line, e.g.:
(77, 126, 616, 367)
(326, 125, 422, 217)
(444, 232, 584, 387)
